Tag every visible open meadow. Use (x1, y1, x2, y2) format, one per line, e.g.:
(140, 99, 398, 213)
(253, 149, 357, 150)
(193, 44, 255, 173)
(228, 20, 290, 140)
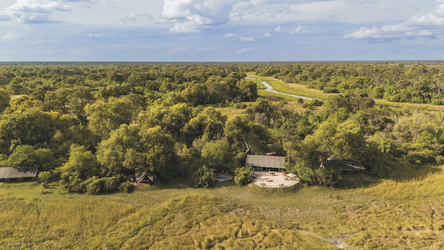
(1, 163, 443, 249)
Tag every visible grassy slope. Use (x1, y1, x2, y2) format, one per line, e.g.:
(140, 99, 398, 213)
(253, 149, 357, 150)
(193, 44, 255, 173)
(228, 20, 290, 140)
(0, 164, 443, 249)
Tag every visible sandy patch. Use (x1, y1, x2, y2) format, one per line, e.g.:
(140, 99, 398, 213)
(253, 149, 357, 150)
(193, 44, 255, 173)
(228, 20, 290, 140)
(253, 171, 299, 188)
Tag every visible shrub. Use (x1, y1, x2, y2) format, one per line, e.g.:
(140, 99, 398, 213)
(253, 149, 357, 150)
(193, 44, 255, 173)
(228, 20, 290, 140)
(192, 165, 216, 188)
(119, 182, 135, 193)
(38, 171, 58, 183)
(323, 87, 339, 93)
(85, 177, 122, 194)
(293, 163, 316, 185)
(436, 155, 444, 164)
(314, 168, 343, 187)
(310, 99, 323, 106)
(87, 178, 106, 195)
(104, 176, 121, 191)
(406, 150, 436, 165)
(234, 166, 253, 186)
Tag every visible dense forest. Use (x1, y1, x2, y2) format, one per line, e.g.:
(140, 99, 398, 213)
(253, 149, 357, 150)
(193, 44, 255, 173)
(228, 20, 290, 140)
(1, 62, 444, 193)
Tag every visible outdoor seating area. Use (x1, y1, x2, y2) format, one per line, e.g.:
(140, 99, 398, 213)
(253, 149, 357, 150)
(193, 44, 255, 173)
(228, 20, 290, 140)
(253, 171, 299, 188)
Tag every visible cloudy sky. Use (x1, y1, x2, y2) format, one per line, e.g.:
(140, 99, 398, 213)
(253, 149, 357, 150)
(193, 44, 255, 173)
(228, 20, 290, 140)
(0, 0, 443, 61)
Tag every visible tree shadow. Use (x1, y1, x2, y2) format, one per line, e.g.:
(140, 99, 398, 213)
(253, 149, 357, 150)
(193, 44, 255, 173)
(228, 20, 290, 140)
(340, 163, 442, 189)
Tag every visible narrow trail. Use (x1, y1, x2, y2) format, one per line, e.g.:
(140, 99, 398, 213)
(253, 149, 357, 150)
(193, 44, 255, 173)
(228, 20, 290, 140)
(246, 77, 316, 100)
(306, 231, 349, 249)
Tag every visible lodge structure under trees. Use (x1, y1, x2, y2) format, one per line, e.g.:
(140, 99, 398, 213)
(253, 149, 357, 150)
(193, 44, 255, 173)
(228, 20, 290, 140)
(246, 155, 286, 172)
(0, 62, 442, 190)
(0, 166, 39, 182)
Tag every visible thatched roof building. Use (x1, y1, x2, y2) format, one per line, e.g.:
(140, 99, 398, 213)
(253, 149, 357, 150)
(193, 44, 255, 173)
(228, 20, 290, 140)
(0, 166, 39, 182)
(246, 155, 286, 172)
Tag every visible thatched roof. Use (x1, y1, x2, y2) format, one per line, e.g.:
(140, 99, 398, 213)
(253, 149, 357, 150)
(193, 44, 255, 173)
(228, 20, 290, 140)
(135, 169, 157, 182)
(246, 155, 286, 170)
(0, 166, 39, 179)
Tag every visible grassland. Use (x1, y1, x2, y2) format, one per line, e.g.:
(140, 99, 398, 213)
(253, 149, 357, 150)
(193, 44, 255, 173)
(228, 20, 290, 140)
(247, 73, 334, 101)
(1, 163, 443, 249)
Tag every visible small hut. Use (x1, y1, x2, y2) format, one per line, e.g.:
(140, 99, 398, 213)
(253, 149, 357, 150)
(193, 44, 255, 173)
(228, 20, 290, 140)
(0, 166, 39, 182)
(128, 169, 157, 186)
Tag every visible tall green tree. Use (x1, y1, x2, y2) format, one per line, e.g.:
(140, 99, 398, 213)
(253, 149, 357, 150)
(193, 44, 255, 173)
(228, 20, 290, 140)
(85, 97, 135, 139)
(97, 124, 179, 181)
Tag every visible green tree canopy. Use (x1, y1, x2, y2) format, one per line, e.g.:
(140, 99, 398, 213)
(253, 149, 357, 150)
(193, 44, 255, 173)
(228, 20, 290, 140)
(85, 97, 135, 139)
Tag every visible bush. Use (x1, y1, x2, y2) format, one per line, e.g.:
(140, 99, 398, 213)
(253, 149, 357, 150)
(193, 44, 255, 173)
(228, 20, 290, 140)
(105, 176, 121, 191)
(87, 178, 106, 195)
(85, 177, 122, 195)
(323, 87, 339, 93)
(192, 165, 216, 188)
(314, 168, 343, 187)
(234, 166, 253, 186)
(310, 99, 323, 106)
(293, 163, 316, 185)
(406, 150, 436, 165)
(436, 155, 444, 164)
(119, 182, 135, 193)
(38, 171, 58, 183)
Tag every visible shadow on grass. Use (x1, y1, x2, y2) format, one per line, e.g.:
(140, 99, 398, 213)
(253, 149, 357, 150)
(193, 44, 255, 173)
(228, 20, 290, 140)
(387, 161, 442, 181)
(340, 161, 443, 190)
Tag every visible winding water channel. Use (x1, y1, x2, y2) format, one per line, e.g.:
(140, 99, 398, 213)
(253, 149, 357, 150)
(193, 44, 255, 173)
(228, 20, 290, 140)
(246, 77, 315, 100)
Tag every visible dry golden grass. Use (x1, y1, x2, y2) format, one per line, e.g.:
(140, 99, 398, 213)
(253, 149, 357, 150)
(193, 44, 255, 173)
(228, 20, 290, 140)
(0, 165, 443, 249)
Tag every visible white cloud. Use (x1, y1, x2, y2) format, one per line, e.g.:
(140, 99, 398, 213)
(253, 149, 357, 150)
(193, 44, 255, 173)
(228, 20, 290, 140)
(291, 24, 305, 34)
(275, 25, 281, 32)
(162, 0, 235, 32)
(408, 13, 444, 26)
(264, 32, 272, 38)
(225, 33, 236, 37)
(0, 0, 92, 24)
(237, 47, 252, 54)
(229, 0, 424, 26)
(344, 27, 380, 39)
(122, 12, 153, 23)
(3, 30, 24, 39)
(240, 35, 255, 42)
(345, 0, 444, 40)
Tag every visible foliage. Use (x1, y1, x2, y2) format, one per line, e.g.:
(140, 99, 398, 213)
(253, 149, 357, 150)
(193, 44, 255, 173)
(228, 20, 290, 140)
(59, 145, 101, 192)
(191, 165, 216, 188)
(85, 97, 135, 139)
(119, 181, 135, 193)
(1, 62, 444, 192)
(86, 176, 122, 195)
(234, 166, 253, 186)
(7, 145, 59, 171)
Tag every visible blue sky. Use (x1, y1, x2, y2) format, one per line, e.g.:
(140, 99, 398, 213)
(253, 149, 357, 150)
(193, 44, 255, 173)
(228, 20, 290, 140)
(0, 0, 443, 61)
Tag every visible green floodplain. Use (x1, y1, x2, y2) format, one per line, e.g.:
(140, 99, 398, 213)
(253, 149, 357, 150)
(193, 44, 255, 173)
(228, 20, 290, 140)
(0, 62, 443, 249)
